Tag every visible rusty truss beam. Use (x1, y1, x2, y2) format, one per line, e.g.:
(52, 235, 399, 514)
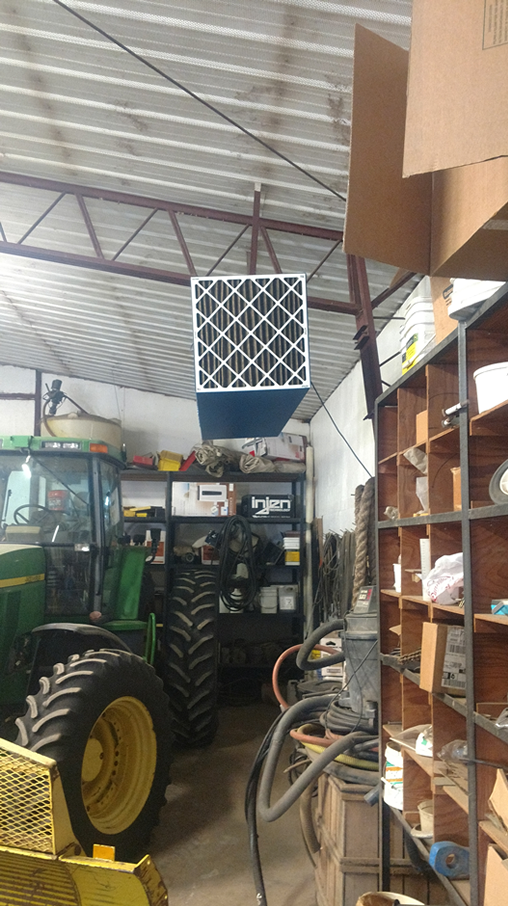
(0, 171, 360, 314)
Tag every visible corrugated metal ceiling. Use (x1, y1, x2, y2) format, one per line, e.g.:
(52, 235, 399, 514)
(0, 0, 414, 422)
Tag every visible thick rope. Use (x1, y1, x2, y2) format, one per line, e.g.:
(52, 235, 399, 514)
(352, 477, 375, 605)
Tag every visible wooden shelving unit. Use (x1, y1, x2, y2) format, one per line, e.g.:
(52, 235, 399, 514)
(376, 283, 508, 906)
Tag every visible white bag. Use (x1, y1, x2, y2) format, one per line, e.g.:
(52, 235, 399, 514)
(423, 553, 463, 604)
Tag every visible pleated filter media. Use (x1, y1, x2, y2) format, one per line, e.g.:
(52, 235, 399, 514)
(191, 274, 310, 438)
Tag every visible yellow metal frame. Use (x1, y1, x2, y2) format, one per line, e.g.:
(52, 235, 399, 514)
(0, 738, 168, 906)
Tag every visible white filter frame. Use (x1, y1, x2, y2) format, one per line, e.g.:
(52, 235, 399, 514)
(191, 274, 310, 393)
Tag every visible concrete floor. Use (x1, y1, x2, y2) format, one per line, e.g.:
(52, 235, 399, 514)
(151, 701, 317, 906)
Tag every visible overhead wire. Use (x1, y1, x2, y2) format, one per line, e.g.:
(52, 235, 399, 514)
(50, 0, 347, 202)
(311, 382, 373, 477)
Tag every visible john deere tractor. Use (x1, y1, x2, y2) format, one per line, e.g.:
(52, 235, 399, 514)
(0, 434, 218, 861)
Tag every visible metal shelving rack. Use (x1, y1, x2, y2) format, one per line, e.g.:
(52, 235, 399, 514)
(121, 468, 306, 672)
(376, 283, 508, 906)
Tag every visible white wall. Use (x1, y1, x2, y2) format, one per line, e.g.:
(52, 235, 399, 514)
(0, 367, 309, 462)
(311, 318, 402, 534)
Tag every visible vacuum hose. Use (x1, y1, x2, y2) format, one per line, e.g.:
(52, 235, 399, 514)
(257, 694, 372, 822)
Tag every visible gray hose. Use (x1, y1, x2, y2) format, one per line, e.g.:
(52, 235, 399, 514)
(296, 619, 345, 672)
(258, 696, 372, 822)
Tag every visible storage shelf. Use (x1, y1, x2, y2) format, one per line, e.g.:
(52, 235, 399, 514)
(378, 286, 508, 906)
(474, 613, 508, 629)
(438, 778, 469, 813)
(378, 510, 462, 529)
(474, 710, 508, 744)
(470, 398, 508, 436)
(480, 819, 508, 856)
(388, 805, 470, 906)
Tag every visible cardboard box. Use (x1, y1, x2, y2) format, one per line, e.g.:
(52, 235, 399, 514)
(416, 410, 428, 445)
(343, 26, 431, 275)
(451, 467, 461, 511)
(242, 433, 306, 462)
(171, 482, 236, 517)
(430, 277, 456, 344)
(420, 623, 466, 695)
(404, 0, 508, 176)
(484, 845, 508, 906)
(343, 26, 508, 280)
(489, 769, 508, 833)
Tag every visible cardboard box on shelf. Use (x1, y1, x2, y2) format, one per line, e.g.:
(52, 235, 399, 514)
(451, 467, 461, 511)
(343, 25, 508, 281)
(489, 769, 508, 833)
(430, 277, 456, 343)
(404, 0, 508, 177)
(242, 433, 306, 462)
(171, 482, 236, 517)
(419, 623, 466, 696)
(416, 410, 428, 445)
(484, 845, 508, 906)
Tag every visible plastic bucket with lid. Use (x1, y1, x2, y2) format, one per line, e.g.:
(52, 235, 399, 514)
(473, 362, 508, 413)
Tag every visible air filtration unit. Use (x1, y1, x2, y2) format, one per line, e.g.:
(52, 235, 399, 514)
(191, 274, 310, 438)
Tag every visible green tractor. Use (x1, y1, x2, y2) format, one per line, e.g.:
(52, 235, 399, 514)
(0, 434, 218, 860)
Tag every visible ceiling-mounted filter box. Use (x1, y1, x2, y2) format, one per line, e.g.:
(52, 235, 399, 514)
(191, 274, 310, 439)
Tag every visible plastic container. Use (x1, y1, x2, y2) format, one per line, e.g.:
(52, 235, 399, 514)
(44, 413, 122, 448)
(278, 584, 298, 611)
(473, 362, 508, 413)
(260, 587, 278, 613)
(400, 278, 435, 374)
(158, 450, 183, 471)
(417, 799, 434, 836)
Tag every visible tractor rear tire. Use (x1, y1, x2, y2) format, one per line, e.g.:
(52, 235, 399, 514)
(15, 648, 172, 860)
(162, 569, 218, 747)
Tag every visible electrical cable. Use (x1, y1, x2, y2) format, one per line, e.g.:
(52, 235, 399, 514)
(50, 0, 347, 202)
(216, 515, 258, 611)
(311, 382, 373, 478)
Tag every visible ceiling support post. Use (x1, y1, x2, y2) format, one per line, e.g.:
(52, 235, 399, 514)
(249, 184, 261, 274)
(347, 254, 382, 423)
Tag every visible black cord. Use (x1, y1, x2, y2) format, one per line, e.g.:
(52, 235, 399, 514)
(50, 0, 347, 202)
(311, 382, 373, 478)
(216, 515, 258, 611)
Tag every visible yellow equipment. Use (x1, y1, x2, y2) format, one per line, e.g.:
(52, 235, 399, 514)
(0, 737, 168, 906)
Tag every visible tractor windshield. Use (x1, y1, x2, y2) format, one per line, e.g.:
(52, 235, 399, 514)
(0, 453, 92, 546)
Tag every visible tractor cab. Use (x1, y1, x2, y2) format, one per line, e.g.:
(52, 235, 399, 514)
(0, 435, 130, 619)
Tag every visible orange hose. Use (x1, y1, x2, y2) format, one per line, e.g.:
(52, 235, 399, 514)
(271, 643, 337, 709)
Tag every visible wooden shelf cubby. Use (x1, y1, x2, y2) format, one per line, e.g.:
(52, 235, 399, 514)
(376, 283, 508, 906)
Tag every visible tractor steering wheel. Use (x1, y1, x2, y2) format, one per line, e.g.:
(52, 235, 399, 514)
(13, 504, 59, 533)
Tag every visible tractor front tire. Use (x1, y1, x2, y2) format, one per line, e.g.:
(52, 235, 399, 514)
(15, 649, 172, 860)
(162, 569, 218, 747)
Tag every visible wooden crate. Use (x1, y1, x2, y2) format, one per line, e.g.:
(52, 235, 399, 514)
(314, 775, 446, 906)
(314, 774, 379, 906)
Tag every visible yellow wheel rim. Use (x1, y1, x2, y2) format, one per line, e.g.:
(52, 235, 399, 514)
(81, 696, 157, 834)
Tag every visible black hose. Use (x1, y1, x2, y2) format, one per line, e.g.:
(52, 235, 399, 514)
(258, 696, 373, 822)
(296, 619, 345, 672)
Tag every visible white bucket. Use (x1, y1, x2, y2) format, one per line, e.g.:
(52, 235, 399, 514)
(400, 279, 435, 373)
(473, 362, 508, 413)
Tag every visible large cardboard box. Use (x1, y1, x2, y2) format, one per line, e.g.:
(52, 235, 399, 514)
(343, 26, 431, 275)
(344, 26, 508, 280)
(404, 0, 508, 176)
(419, 623, 466, 696)
(489, 769, 508, 833)
(484, 845, 508, 906)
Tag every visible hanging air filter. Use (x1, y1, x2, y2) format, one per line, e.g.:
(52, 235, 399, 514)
(191, 274, 310, 438)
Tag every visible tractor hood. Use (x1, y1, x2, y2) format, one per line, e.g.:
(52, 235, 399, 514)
(0, 544, 46, 585)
